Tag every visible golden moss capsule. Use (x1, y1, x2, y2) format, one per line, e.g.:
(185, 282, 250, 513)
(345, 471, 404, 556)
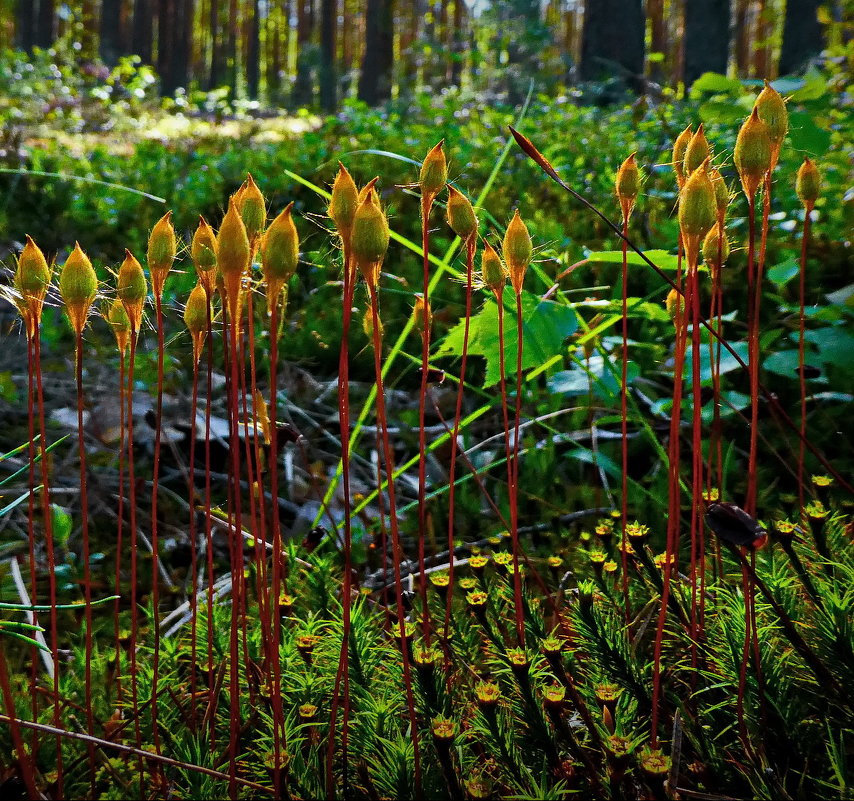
(672, 125, 693, 189)
(734, 108, 772, 200)
(709, 167, 730, 222)
(678, 160, 716, 241)
(14, 235, 51, 336)
(754, 81, 788, 163)
(351, 182, 389, 287)
(328, 163, 359, 240)
(796, 157, 820, 209)
(147, 211, 176, 298)
(665, 288, 684, 323)
(683, 125, 711, 177)
(261, 202, 299, 301)
(238, 174, 267, 242)
(702, 227, 730, 272)
(59, 242, 98, 335)
(446, 185, 478, 242)
(117, 249, 147, 333)
(184, 282, 209, 363)
(481, 241, 507, 295)
(615, 153, 641, 219)
(191, 216, 218, 291)
(503, 209, 532, 294)
(362, 307, 384, 341)
(108, 298, 131, 355)
(217, 196, 251, 320)
(419, 140, 447, 200)
(412, 294, 431, 333)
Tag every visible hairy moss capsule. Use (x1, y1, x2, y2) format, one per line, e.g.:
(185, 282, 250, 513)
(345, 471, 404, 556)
(147, 211, 176, 298)
(481, 242, 506, 295)
(683, 124, 711, 176)
(59, 242, 98, 335)
(351, 181, 389, 287)
(238, 173, 267, 242)
(672, 125, 693, 189)
(261, 202, 299, 301)
(796, 157, 820, 209)
(419, 139, 447, 200)
(14, 235, 52, 336)
(184, 282, 209, 363)
(503, 209, 532, 294)
(734, 108, 772, 200)
(446, 185, 478, 242)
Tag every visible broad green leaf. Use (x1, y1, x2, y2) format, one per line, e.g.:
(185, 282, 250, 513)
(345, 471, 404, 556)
(584, 249, 679, 272)
(826, 284, 854, 309)
(435, 291, 578, 387)
(788, 111, 831, 156)
(763, 349, 825, 381)
(683, 340, 749, 385)
(691, 72, 744, 94)
(767, 259, 800, 286)
(548, 356, 640, 400)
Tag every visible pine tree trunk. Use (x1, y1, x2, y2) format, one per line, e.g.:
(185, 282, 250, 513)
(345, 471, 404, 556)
(247, 0, 261, 99)
(209, 0, 222, 89)
(779, 0, 823, 74)
(449, 0, 465, 86)
(35, 0, 55, 49)
(100, 0, 124, 65)
(319, 0, 336, 110)
(579, 0, 645, 88)
(734, 0, 751, 77)
(132, 0, 154, 64)
(684, 0, 731, 86)
(16, 0, 36, 51)
(293, 0, 315, 106)
(357, 0, 394, 106)
(647, 0, 666, 81)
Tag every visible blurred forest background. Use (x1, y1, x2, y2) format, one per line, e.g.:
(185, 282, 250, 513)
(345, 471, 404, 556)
(2, 0, 839, 110)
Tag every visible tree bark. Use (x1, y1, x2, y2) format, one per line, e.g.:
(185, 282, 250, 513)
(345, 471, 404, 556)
(16, 0, 36, 51)
(647, 0, 666, 81)
(319, 0, 337, 110)
(684, 0, 731, 86)
(100, 0, 124, 65)
(779, 0, 823, 74)
(358, 0, 394, 106)
(35, 0, 55, 49)
(734, 0, 750, 77)
(247, 0, 261, 99)
(132, 0, 154, 64)
(293, 0, 315, 106)
(579, 0, 645, 87)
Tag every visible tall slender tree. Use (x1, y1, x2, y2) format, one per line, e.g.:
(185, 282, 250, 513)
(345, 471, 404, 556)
(100, 0, 125, 65)
(16, 0, 36, 51)
(293, 0, 315, 106)
(358, 0, 394, 105)
(319, 0, 336, 110)
(780, 0, 823, 74)
(247, 0, 261, 99)
(132, 0, 154, 64)
(579, 0, 645, 88)
(684, 0, 730, 86)
(35, 0, 55, 49)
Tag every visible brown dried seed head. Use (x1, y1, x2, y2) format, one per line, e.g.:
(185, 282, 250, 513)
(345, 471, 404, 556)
(503, 209, 532, 294)
(147, 211, 176, 298)
(59, 242, 98, 335)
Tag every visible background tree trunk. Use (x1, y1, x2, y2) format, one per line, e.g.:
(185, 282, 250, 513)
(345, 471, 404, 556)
(683, 0, 730, 86)
(358, 0, 394, 106)
(734, 0, 750, 77)
(293, 0, 315, 107)
(247, 0, 261, 99)
(319, 0, 336, 111)
(132, 0, 154, 64)
(646, 0, 666, 81)
(779, 0, 823, 74)
(16, 0, 36, 51)
(35, 0, 56, 49)
(579, 0, 645, 87)
(100, 0, 124, 65)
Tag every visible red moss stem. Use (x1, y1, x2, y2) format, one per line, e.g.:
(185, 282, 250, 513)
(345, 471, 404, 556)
(797, 207, 812, 510)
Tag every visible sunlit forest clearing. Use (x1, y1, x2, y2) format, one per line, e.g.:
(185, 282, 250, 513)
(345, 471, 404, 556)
(0, 2, 852, 799)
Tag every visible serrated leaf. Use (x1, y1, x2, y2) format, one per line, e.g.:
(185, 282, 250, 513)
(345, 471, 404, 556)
(435, 291, 578, 388)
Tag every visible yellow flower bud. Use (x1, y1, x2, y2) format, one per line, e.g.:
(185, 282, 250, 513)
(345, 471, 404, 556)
(734, 108, 772, 200)
(14, 235, 51, 336)
(502, 209, 532, 295)
(702, 227, 730, 273)
(238, 174, 266, 242)
(795, 157, 820, 209)
(191, 216, 218, 292)
(672, 125, 693, 189)
(446, 185, 478, 241)
(59, 242, 98, 335)
(683, 124, 710, 176)
(117, 249, 146, 334)
(481, 242, 507, 295)
(147, 211, 176, 298)
(328, 163, 359, 238)
(184, 282, 209, 363)
(754, 81, 788, 164)
(615, 153, 641, 219)
(108, 298, 131, 355)
(217, 197, 251, 322)
(419, 140, 447, 200)
(351, 181, 389, 288)
(260, 202, 299, 300)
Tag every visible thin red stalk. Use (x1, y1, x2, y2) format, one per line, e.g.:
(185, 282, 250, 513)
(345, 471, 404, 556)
(203, 300, 217, 747)
(651, 242, 685, 747)
(495, 289, 525, 646)
(125, 330, 144, 781)
(114, 349, 126, 702)
(797, 206, 813, 511)
(25, 334, 40, 746)
(268, 292, 286, 795)
(368, 283, 422, 796)
(188, 349, 201, 730)
(34, 324, 63, 797)
(417, 194, 434, 644)
(328, 244, 355, 796)
(74, 328, 97, 793)
(510, 288, 526, 648)
(0, 649, 38, 797)
(736, 559, 754, 754)
(619, 216, 630, 616)
(150, 294, 165, 763)
(745, 193, 759, 515)
(444, 237, 475, 645)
